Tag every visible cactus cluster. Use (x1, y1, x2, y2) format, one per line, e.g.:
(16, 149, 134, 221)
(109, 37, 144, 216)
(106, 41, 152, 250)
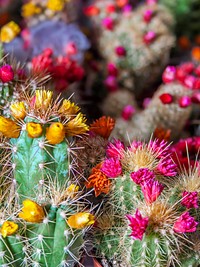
(0, 89, 94, 267)
(86, 0, 175, 94)
(102, 61, 200, 144)
(92, 138, 200, 267)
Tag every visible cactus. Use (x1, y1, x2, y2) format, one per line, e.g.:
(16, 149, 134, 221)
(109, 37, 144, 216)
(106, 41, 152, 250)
(92, 138, 200, 267)
(87, 1, 175, 95)
(0, 89, 94, 267)
(109, 62, 200, 144)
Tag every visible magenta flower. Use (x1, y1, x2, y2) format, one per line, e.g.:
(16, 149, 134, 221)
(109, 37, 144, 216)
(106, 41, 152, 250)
(0, 65, 14, 83)
(143, 9, 153, 23)
(181, 191, 198, 209)
(126, 209, 149, 240)
(102, 17, 114, 30)
(157, 157, 177, 177)
(107, 63, 118, 77)
(141, 179, 164, 204)
(173, 212, 198, 233)
(115, 46, 126, 57)
(106, 139, 125, 159)
(101, 158, 122, 178)
(149, 139, 169, 158)
(121, 105, 135, 120)
(130, 168, 155, 185)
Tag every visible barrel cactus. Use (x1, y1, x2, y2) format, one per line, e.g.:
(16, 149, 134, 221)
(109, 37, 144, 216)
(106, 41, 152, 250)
(92, 138, 200, 267)
(0, 89, 94, 266)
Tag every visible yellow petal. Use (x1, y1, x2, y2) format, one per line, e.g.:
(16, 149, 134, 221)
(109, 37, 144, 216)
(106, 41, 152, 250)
(18, 199, 45, 223)
(0, 116, 21, 138)
(59, 100, 80, 117)
(26, 122, 43, 138)
(46, 0, 65, 11)
(67, 212, 95, 229)
(21, 3, 42, 17)
(65, 113, 89, 136)
(0, 21, 20, 43)
(65, 184, 79, 198)
(10, 102, 26, 120)
(0, 221, 18, 238)
(46, 122, 65, 145)
(35, 90, 53, 111)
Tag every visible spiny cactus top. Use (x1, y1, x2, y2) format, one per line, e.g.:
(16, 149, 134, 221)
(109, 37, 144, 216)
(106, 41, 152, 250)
(0, 90, 93, 267)
(91, 138, 200, 267)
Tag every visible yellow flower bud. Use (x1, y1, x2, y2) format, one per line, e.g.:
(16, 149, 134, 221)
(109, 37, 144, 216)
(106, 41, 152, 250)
(0, 116, 21, 138)
(10, 102, 26, 120)
(35, 90, 53, 111)
(0, 221, 18, 238)
(59, 100, 80, 117)
(67, 212, 95, 229)
(26, 122, 43, 138)
(65, 113, 89, 136)
(21, 3, 42, 18)
(46, 0, 65, 11)
(0, 21, 20, 43)
(65, 184, 79, 198)
(46, 122, 65, 145)
(18, 199, 45, 223)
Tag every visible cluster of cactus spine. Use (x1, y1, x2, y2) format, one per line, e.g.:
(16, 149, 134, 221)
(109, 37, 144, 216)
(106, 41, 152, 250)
(0, 89, 94, 266)
(93, 138, 200, 267)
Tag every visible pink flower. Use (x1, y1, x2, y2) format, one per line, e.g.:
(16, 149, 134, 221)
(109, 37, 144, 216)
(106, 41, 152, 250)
(130, 168, 155, 185)
(106, 139, 125, 159)
(0, 65, 14, 83)
(115, 46, 126, 57)
(181, 191, 198, 209)
(102, 17, 114, 30)
(178, 96, 191, 108)
(162, 66, 176, 83)
(157, 157, 177, 177)
(143, 31, 156, 45)
(107, 63, 118, 77)
(143, 9, 153, 23)
(104, 76, 118, 92)
(126, 209, 149, 240)
(173, 212, 198, 233)
(149, 139, 169, 158)
(121, 105, 135, 120)
(101, 158, 122, 178)
(141, 180, 164, 204)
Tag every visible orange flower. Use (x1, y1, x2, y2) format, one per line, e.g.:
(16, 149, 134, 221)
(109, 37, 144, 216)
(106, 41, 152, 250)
(116, 0, 128, 8)
(192, 46, 200, 61)
(85, 164, 111, 197)
(90, 116, 115, 139)
(153, 127, 171, 142)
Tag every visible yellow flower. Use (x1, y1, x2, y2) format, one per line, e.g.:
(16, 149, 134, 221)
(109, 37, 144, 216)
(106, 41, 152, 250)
(26, 122, 43, 138)
(46, 0, 65, 11)
(65, 184, 79, 198)
(0, 221, 18, 238)
(35, 90, 53, 111)
(10, 102, 26, 120)
(18, 199, 45, 223)
(21, 3, 42, 18)
(67, 212, 95, 229)
(46, 122, 65, 145)
(59, 100, 80, 117)
(0, 21, 20, 43)
(0, 116, 21, 138)
(65, 113, 89, 136)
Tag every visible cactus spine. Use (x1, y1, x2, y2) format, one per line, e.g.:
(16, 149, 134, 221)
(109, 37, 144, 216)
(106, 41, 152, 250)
(0, 89, 93, 267)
